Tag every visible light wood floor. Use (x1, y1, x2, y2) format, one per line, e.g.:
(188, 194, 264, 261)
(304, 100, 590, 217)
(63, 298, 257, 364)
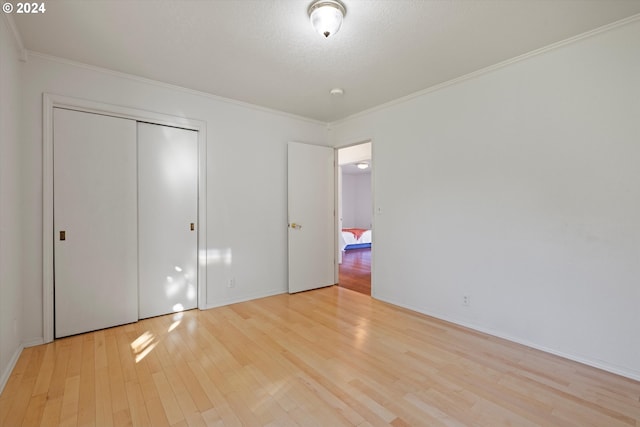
(339, 248, 371, 296)
(2, 287, 639, 426)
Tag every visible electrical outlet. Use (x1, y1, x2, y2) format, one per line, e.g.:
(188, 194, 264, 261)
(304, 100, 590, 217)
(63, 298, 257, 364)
(227, 278, 235, 288)
(462, 295, 470, 306)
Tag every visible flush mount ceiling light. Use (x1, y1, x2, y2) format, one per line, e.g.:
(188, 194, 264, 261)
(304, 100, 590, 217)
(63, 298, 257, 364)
(308, 0, 346, 38)
(356, 162, 369, 170)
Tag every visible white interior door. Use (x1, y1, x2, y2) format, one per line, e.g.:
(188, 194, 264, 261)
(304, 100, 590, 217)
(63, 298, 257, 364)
(54, 108, 138, 338)
(138, 123, 198, 319)
(288, 142, 335, 293)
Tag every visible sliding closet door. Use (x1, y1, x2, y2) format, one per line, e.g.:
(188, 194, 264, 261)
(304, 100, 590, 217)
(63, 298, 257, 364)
(54, 108, 138, 338)
(138, 123, 198, 319)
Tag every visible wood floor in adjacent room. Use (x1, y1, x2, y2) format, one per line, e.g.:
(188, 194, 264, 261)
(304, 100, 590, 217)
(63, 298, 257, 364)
(339, 248, 371, 295)
(2, 287, 639, 427)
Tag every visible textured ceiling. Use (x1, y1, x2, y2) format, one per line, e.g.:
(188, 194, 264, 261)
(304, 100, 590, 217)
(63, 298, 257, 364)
(12, 0, 640, 122)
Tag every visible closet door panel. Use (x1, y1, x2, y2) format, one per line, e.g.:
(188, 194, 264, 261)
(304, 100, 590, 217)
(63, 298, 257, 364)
(138, 123, 198, 319)
(54, 108, 138, 338)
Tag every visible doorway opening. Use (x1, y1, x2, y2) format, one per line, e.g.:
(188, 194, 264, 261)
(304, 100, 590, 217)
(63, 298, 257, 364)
(337, 142, 372, 296)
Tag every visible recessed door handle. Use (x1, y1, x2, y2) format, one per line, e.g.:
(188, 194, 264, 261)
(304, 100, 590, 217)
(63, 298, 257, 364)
(60, 230, 66, 241)
(190, 222, 195, 231)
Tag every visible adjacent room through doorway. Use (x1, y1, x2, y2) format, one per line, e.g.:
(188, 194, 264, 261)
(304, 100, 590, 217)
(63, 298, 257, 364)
(337, 142, 372, 295)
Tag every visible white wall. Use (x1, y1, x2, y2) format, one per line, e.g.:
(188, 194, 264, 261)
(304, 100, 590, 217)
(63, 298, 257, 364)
(329, 19, 640, 380)
(338, 142, 371, 165)
(342, 173, 372, 229)
(20, 53, 328, 344)
(0, 16, 24, 391)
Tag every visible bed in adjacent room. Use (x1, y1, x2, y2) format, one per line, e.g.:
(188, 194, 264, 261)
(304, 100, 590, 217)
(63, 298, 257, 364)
(340, 228, 372, 251)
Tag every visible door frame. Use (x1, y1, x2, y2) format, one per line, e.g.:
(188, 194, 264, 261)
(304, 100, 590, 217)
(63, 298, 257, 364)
(333, 139, 374, 293)
(42, 93, 207, 343)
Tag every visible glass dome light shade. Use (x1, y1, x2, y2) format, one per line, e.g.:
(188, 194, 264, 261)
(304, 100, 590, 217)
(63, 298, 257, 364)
(308, 0, 346, 38)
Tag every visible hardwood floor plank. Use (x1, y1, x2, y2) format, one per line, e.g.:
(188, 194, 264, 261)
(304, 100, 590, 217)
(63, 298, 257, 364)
(32, 344, 56, 397)
(145, 397, 171, 427)
(0, 346, 36, 425)
(183, 411, 208, 427)
(2, 287, 640, 426)
(58, 375, 80, 427)
(106, 332, 129, 418)
(339, 248, 371, 295)
(20, 392, 47, 427)
(152, 370, 185, 426)
(76, 335, 96, 427)
(94, 368, 113, 427)
(164, 364, 199, 421)
(199, 407, 223, 427)
(39, 396, 63, 427)
(224, 390, 265, 426)
(174, 360, 214, 413)
(116, 326, 138, 384)
(185, 361, 226, 410)
(124, 380, 152, 427)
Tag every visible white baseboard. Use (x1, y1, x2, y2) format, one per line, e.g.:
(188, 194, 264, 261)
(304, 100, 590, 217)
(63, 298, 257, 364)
(0, 343, 23, 395)
(204, 288, 286, 310)
(22, 337, 44, 348)
(374, 294, 640, 382)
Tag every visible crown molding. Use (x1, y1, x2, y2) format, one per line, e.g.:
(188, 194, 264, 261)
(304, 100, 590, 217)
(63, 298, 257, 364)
(1, 13, 27, 61)
(26, 51, 327, 126)
(330, 13, 640, 128)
